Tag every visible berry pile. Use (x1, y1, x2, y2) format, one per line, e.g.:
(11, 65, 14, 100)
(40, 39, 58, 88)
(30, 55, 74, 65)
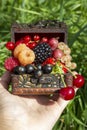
(4, 34, 85, 100)
(33, 42, 52, 63)
(13, 64, 53, 78)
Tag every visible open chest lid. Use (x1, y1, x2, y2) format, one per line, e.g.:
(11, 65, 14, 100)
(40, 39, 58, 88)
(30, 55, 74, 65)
(11, 20, 67, 44)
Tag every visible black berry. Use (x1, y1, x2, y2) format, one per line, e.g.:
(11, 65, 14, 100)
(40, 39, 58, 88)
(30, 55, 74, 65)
(25, 64, 35, 74)
(13, 66, 26, 74)
(36, 64, 42, 70)
(33, 42, 52, 63)
(43, 64, 53, 74)
(34, 70, 43, 78)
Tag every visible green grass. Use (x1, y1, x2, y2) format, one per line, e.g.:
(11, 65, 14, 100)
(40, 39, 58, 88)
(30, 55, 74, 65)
(0, 0, 87, 129)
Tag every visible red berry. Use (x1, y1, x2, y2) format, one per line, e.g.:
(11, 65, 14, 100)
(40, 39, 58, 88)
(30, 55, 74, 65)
(48, 38, 58, 50)
(6, 42, 15, 50)
(23, 35, 31, 43)
(42, 58, 55, 65)
(28, 42, 36, 49)
(53, 49, 64, 59)
(4, 57, 20, 71)
(15, 39, 24, 47)
(62, 67, 68, 73)
(59, 87, 75, 100)
(60, 62, 68, 73)
(73, 74, 85, 88)
(34, 35, 40, 41)
(41, 37, 48, 42)
(24, 42, 29, 46)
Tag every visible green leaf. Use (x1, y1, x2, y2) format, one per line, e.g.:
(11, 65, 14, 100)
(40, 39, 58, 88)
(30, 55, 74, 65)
(70, 110, 87, 127)
(13, 7, 42, 16)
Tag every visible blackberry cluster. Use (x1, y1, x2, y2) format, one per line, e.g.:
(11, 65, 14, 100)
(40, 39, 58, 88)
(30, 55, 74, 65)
(33, 42, 52, 63)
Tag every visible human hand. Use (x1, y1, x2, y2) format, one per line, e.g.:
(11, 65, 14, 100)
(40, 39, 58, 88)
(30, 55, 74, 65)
(0, 71, 77, 130)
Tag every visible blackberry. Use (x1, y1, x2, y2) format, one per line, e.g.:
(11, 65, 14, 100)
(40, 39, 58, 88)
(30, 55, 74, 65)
(33, 42, 52, 63)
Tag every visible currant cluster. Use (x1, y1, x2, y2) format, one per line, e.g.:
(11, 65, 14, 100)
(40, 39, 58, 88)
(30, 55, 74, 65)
(4, 34, 85, 100)
(13, 64, 53, 78)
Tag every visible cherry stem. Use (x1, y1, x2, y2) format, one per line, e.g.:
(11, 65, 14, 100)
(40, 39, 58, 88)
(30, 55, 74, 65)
(59, 62, 76, 78)
(52, 62, 66, 87)
(60, 74, 66, 87)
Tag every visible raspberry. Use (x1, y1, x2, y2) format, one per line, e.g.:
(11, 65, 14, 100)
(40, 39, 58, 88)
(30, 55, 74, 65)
(4, 57, 20, 71)
(13, 44, 27, 58)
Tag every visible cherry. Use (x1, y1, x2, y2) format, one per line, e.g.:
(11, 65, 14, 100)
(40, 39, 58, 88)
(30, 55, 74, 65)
(6, 41, 15, 50)
(28, 42, 36, 49)
(23, 35, 31, 43)
(34, 35, 40, 42)
(73, 74, 85, 88)
(59, 87, 75, 100)
(24, 42, 30, 47)
(41, 37, 48, 42)
(15, 39, 24, 47)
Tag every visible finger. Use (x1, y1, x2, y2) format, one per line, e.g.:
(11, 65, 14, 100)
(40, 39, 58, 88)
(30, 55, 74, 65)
(44, 88, 78, 128)
(0, 71, 11, 90)
(52, 87, 78, 111)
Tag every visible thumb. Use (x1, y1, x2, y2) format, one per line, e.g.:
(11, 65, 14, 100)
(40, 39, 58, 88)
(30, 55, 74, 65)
(49, 88, 78, 122)
(56, 88, 78, 111)
(0, 71, 11, 96)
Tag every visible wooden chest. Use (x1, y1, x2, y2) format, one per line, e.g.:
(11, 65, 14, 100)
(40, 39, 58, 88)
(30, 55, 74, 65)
(11, 20, 73, 95)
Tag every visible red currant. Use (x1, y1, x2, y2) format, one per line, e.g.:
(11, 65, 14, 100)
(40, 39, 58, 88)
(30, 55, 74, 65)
(28, 42, 36, 49)
(6, 42, 15, 50)
(24, 35, 31, 43)
(34, 35, 40, 42)
(73, 74, 85, 88)
(59, 87, 75, 100)
(41, 37, 48, 42)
